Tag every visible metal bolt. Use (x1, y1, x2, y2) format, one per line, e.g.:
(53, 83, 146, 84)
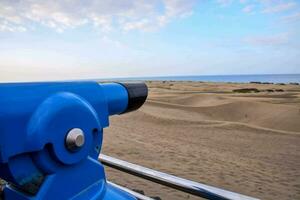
(65, 128, 85, 151)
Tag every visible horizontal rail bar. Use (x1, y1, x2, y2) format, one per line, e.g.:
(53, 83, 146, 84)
(107, 181, 154, 200)
(99, 154, 259, 200)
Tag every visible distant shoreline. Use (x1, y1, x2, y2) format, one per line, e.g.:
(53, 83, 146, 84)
(98, 74, 300, 84)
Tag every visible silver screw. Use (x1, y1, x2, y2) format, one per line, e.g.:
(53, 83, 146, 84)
(65, 128, 85, 151)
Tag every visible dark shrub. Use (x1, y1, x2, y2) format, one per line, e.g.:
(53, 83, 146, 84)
(233, 88, 260, 93)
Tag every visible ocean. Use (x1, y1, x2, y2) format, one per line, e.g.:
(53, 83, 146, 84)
(102, 74, 300, 84)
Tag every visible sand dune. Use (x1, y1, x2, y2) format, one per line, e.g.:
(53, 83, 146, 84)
(102, 81, 300, 200)
(145, 97, 300, 133)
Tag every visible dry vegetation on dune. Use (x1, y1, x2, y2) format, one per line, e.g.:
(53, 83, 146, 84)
(102, 81, 300, 200)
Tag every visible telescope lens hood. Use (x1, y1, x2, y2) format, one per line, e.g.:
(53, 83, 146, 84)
(119, 82, 148, 114)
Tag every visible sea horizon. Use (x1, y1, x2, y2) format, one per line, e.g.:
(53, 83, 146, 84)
(99, 73, 300, 84)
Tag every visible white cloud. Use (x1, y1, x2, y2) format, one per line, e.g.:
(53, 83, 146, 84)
(0, 0, 198, 33)
(0, 20, 27, 32)
(217, 0, 234, 7)
(100, 36, 126, 49)
(262, 2, 297, 13)
(242, 5, 256, 13)
(282, 12, 300, 22)
(238, 1, 299, 15)
(244, 33, 290, 46)
(122, 19, 152, 31)
(239, 0, 248, 4)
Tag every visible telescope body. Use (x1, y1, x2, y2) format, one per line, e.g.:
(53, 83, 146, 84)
(0, 81, 147, 200)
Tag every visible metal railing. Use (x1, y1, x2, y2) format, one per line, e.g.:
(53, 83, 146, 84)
(107, 181, 155, 200)
(99, 154, 259, 200)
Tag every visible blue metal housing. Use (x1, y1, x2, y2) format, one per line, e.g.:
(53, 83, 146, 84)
(0, 81, 137, 200)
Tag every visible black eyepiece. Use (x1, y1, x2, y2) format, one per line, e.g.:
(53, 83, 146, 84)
(119, 82, 148, 114)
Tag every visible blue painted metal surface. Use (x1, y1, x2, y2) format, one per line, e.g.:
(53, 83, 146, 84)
(0, 81, 137, 200)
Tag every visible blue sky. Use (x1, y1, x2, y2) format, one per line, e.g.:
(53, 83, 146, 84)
(0, 0, 299, 81)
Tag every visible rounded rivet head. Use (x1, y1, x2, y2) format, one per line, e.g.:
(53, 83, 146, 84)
(65, 128, 85, 151)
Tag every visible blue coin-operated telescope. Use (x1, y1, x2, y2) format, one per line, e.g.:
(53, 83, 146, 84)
(0, 81, 148, 200)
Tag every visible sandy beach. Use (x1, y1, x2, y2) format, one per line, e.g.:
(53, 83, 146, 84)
(102, 81, 300, 200)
